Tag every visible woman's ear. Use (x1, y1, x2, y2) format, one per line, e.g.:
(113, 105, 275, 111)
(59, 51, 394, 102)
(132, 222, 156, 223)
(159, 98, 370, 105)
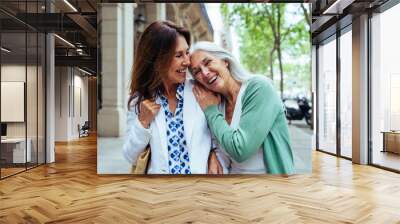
(224, 60, 229, 68)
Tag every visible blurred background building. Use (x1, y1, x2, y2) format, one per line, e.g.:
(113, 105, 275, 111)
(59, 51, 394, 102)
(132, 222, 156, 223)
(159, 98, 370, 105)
(98, 3, 213, 139)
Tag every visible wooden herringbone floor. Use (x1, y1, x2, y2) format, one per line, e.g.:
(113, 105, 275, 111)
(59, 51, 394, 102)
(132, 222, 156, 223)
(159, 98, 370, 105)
(1, 134, 400, 223)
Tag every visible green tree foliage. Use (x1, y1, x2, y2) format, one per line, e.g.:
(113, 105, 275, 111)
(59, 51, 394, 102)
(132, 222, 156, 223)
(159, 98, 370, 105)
(221, 3, 311, 98)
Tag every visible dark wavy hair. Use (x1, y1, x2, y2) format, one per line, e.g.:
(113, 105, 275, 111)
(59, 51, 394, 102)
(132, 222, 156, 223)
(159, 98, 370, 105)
(128, 20, 191, 112)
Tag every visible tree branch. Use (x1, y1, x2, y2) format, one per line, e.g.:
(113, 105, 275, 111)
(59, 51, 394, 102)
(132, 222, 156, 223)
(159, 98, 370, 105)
(300, 3, 311, 27)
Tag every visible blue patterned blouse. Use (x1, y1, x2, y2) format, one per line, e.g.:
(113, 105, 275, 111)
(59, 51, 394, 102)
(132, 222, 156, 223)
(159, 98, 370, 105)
(159, 84, 191, 174)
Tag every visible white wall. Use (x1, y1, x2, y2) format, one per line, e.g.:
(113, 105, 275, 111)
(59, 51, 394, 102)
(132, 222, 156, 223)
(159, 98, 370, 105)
(55, 66, 69, 141)
(1, 63, 46, 164)
(1, 65, 38, 138)
(55, 67, 89, 141)
(1, 65, 26, 130)
(72, 73, 89, 138)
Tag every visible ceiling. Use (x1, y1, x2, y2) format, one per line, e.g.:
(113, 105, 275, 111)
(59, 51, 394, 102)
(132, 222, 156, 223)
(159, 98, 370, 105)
(311, 0, 390, 43)
(0, 0, 97, 74)
(2, 0, 396, 74)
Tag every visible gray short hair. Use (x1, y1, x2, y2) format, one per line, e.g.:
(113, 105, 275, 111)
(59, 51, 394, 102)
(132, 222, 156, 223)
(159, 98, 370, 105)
(190, 41, 253, 82)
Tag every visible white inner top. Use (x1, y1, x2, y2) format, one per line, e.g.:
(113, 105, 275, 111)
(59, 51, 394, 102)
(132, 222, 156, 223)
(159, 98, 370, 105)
(218, 81, 267, 174)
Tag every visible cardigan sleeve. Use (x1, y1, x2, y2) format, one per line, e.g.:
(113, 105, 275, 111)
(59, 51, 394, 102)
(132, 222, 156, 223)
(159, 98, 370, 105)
(204, 77, 283, 163)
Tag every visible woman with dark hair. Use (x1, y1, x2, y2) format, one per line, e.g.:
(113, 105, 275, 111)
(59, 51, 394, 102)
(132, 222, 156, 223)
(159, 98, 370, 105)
(122, 21, 214, 174)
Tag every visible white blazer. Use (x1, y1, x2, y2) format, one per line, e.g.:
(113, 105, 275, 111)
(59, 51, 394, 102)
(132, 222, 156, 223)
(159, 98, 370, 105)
(122, 79, 212, 174)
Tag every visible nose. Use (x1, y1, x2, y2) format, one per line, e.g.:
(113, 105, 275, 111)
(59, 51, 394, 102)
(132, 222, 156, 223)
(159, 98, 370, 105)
(200, 65, 210, 77)
(182, 54, 190, 66)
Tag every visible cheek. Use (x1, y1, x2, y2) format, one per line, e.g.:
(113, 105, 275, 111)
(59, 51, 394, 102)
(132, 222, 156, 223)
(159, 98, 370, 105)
(170, 60, 179, 71)
(208, 66, 221, 75)
(171, 56, 183, 68)
(218, 66, 230, 79)
(200, 79, 208, 87)
(208, 63, 221, 74)
(168, 62, 179, 75)
(167, 70, 178, 82)
(194, 76, 207, 87)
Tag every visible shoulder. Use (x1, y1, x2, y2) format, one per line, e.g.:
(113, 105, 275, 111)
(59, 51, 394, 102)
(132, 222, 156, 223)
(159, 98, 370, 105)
(243, 75, 276, 100)
(246, 75, 274, 92)
(240, 75, 283, 113)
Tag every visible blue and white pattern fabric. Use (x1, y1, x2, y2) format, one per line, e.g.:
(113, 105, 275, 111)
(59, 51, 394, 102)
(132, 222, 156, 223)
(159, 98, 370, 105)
(159, 84, 191, 174)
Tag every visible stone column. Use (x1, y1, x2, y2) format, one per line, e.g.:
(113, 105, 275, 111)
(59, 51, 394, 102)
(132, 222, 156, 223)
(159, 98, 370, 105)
(98, 3, 134, 137)
(157, 3, 166, 20)
(123, 4, 134, 109)
(145, 3, 166, 25)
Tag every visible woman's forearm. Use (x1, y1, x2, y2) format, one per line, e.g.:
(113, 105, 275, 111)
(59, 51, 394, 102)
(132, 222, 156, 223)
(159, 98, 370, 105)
(203, 79, 282, 163)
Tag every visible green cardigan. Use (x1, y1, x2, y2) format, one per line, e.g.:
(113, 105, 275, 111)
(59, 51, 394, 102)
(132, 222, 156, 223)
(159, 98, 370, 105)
(204, 76, 295, 174)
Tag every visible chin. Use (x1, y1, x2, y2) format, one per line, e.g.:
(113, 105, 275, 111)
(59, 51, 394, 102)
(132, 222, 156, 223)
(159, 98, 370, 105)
(206, 85, 220, 94)
(176, 74, 186, 83)
(209, 80, 224, 93)
(174, 78, 185, 84)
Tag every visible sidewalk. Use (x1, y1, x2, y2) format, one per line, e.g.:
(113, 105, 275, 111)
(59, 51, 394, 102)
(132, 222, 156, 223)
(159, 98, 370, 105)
(288, 120, 313, 174)
(97, 137, 131, 174)
(98, 120, 313, 174)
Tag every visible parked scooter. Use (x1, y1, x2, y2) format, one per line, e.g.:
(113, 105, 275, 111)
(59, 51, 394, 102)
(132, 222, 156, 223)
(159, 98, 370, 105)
(283, 96, 312, 126)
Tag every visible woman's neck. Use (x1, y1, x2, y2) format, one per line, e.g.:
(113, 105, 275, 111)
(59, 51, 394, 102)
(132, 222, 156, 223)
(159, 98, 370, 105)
(222, 78, 241, 106)
(162, 81, 178, 98)
(162, 80, 179, 115)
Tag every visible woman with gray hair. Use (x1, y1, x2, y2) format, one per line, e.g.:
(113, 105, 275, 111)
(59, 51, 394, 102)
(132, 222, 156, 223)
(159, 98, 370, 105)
(190, 41, 295, 174)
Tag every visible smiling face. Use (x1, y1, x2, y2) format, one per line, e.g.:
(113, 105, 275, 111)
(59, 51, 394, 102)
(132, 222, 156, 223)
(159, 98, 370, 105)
(190, 50, 231, 94)
(164, 35, 190, 86)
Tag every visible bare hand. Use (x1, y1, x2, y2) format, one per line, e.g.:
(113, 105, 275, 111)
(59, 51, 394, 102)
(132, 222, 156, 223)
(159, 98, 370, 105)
(208, 151, 223, 174)
(138, 100, 161, 128)
(193, 84, 221, 111)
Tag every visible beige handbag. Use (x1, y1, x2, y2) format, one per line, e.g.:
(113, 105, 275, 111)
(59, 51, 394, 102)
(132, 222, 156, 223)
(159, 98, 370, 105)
(131, 146, 151, 174)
